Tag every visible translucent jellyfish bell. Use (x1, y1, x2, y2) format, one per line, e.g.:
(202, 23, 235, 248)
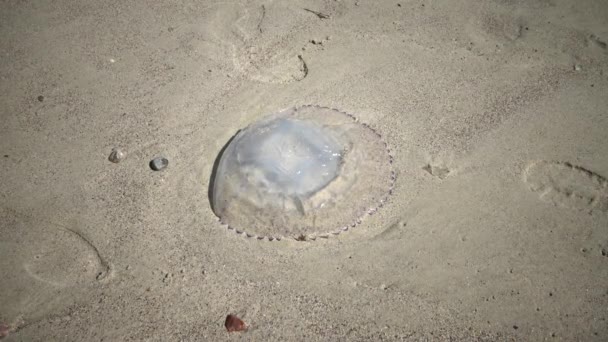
(210, 105, 394, 240)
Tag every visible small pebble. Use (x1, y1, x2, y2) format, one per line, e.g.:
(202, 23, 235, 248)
(37, 95, 44, 102)
(108, 148, 125, 163)
(310, 39, 322, 45)
(574, 64, 581, 71)
(150, 157, 169, 171)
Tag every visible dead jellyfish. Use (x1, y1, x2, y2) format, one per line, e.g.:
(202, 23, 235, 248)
(210, 105, 394, 240)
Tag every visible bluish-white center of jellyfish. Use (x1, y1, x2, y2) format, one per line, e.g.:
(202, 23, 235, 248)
(236, 118, 342, 198)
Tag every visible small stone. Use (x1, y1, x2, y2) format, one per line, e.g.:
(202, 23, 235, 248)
(574, 64, 581, 71)
(37, 95, 44, 102)
(108, 148, 125, 163)
(225, 314, 246, 332)
(150, 157, 169, 171)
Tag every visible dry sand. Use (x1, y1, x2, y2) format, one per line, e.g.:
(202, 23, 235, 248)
(1, 0, 607, 340)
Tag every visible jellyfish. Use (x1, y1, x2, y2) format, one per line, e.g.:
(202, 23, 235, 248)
(210, 105, 394, 240)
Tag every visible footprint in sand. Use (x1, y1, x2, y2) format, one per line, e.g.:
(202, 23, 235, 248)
(523, 161, 608, 213)
(464, 10, 526, 54)
(208, 3, 309, 84)
(20, 228, 109, 286)
(588, 33, 607, 50)
(423, 163, 451, 179)
(0, 209, 110, 322)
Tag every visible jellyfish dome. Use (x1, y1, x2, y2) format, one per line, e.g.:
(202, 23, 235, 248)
(211, 105, 394, 240)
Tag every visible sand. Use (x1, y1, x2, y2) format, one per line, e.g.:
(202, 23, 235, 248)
(1, 0, 607, 340)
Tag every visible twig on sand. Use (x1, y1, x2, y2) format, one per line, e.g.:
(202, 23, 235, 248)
(303, 8, 331, 19)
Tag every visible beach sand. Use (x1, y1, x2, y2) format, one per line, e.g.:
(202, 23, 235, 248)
(1, 0, 607, 340)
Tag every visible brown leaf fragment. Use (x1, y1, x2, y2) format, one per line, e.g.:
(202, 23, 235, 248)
(225, 314, 247, 332)
(0, 323, 10, 339)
